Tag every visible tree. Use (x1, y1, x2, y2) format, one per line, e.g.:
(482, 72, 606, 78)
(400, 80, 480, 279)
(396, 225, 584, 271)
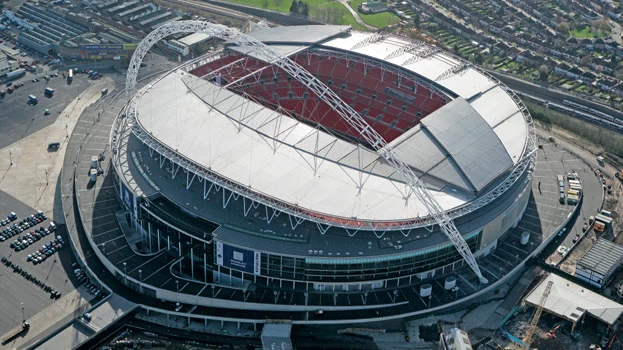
(413, 14, 420, 29)
(556, 22, 570, 34)
(538, 65, 549, 81)
(453, 43, 459, 54)
(289, 0, 298, 13)
(300, 2, 309, 16)
(496, 6, 504, 18)
(474, 53, 483, 65)
(580, 54, 592, 66)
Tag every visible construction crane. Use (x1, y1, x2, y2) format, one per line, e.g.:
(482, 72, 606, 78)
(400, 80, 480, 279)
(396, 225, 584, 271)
(523, 280, 554, 349)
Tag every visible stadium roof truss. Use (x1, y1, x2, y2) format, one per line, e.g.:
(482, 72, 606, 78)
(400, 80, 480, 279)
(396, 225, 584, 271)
(122, 21, 538, 284)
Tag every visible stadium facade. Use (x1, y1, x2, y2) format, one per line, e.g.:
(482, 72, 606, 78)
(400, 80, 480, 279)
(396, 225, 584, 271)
(108, 23, 536, 321)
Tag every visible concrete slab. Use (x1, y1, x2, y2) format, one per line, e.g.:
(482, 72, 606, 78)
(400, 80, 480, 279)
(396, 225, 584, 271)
(0, 286, 93, 350)
(0, 76, 114, 221)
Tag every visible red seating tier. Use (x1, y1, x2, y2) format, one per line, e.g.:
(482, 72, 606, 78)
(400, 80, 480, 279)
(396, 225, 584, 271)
(188, 52, 449, 142)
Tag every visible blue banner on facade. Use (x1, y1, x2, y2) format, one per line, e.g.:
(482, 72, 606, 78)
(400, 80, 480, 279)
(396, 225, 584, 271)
(216, 241, 260, 275)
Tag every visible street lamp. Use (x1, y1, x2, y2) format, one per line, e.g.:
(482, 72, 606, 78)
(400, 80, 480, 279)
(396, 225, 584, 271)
(102, 243, 105, 256)
(9, 150, 12, 166)
(21, 303, 25, 323)
(138, 269, 142, 293)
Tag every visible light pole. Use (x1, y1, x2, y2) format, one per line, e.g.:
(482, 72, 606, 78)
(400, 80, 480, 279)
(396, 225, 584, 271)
(138, 269, 142, 293)
(175, 280, 180, 310)
(21, 302, 25, 323)
(9, 150, 12, 166)
(102, 243, 105, 256)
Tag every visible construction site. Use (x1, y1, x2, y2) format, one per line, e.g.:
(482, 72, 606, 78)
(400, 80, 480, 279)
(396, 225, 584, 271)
(487, 161, 623, 350)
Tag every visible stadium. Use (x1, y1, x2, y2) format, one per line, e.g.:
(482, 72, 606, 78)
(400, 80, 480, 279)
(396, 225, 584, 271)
(105, 23, 537, 323)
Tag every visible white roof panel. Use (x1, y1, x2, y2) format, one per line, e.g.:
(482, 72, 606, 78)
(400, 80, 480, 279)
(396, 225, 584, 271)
(136, 70, 470, 221)
(437, 68, 496, 100)
(525, 274, 623, 326)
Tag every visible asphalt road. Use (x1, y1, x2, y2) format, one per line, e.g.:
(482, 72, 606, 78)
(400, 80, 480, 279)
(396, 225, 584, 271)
(0, 188, 84, 337)
(0, 71, 90, 149)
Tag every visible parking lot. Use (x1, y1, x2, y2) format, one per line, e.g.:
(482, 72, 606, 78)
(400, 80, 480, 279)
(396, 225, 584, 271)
(0, 68, 92, 149)
(0, 189, 91, 337)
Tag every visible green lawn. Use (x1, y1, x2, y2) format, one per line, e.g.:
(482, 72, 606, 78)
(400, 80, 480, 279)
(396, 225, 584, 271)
(347, 0, 401, 28)
(224, 0, 291, 13)
(221, 0, 368, 30)
(311, 1, 367, 31)
(222, 0, 332, 14)
(569, 26, 610, 38)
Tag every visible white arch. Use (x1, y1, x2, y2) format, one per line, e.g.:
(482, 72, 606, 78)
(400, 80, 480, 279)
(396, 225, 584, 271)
(126, 21, 496, 283)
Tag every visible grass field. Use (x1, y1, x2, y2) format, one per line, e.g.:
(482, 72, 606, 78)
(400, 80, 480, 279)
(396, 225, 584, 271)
(348, 0, 400, 28)
(311, 1, 367, 31)
(225, 0, 290, 12)
(221, 0, 368, 30)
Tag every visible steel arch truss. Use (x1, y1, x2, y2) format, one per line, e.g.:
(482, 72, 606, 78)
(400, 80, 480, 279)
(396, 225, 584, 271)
(124, 21, 538, 283)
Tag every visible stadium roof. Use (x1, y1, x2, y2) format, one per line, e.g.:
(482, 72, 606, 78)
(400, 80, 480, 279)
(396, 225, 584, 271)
(246, 25, 350, 45)
(525, 274, 623, 326)
(133, 25, 529, 222)
(244, 27, 528, 165)
(577, 238, 623, 277)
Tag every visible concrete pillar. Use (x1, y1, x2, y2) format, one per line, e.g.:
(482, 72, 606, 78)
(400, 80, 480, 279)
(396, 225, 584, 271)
(204, 253, 207, 283)
(157, 229, 161, 251)
(148, 221, 152, 252)
(191, 248, 194, 279)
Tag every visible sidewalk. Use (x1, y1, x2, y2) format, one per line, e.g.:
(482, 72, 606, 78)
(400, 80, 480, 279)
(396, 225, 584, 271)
(0, 286, 93, 350)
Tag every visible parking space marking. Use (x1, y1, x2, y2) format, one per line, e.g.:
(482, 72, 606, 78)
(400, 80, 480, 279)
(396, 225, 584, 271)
(159, 277, 172, 288)
(523, 213, 557, 224)
(530, 201, 563, 210)
(178, 282, 189, 293)
(90, 221, 118, 230)
(99, 235, 125, 246)
(83, 212, 116, 222)
(127, 251, 165, 275)
(142, 259, 174, 282)
(101, 244, 129, 256)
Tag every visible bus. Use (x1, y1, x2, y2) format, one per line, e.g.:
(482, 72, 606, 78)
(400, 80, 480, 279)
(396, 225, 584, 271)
(67, 69, 73, 83)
